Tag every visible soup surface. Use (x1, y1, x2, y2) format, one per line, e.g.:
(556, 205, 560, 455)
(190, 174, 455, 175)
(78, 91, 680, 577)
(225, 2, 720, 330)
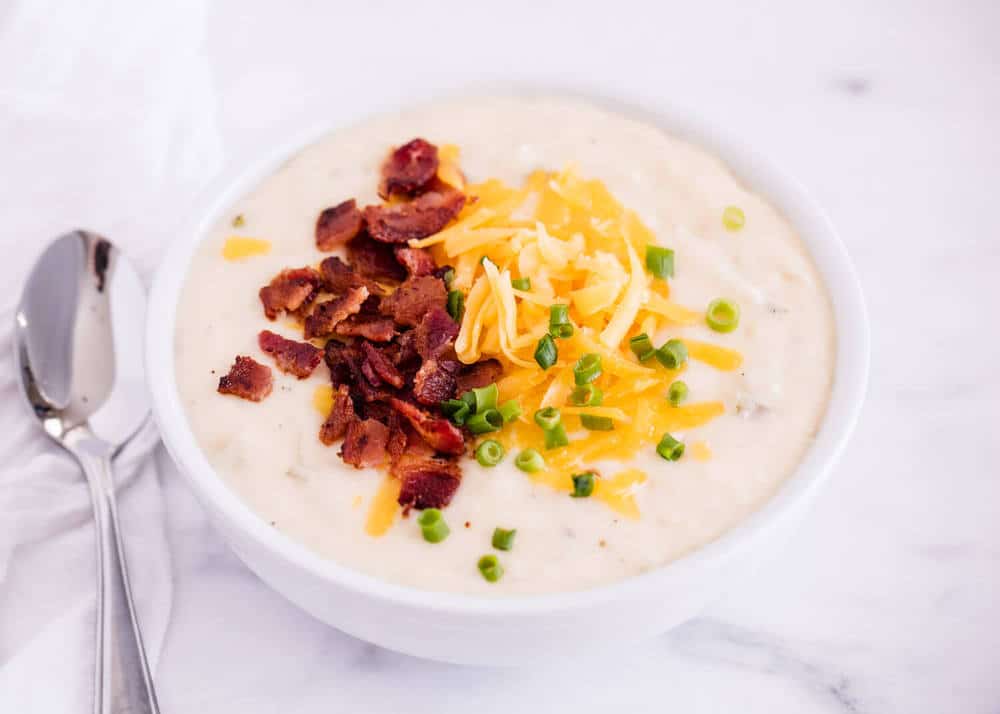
(175, 96, 834, 594)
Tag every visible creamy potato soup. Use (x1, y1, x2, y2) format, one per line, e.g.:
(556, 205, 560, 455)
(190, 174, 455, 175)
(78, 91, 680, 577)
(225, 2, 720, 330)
(175, 96, 834, 595)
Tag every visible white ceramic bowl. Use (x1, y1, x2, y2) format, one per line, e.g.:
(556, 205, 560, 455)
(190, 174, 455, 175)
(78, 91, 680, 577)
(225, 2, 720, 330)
(146, 92, 869, 666)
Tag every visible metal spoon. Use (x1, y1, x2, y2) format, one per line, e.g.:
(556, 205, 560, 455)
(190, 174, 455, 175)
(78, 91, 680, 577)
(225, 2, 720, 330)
(14, 231, 160, 714)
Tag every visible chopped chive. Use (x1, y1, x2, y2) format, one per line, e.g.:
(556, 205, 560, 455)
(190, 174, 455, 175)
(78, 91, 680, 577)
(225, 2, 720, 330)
(645, 245, 675, 279)
(492, 527, 517, 551)
(441, 268, 456, 288)
(581, 415, 615, 431)
(515, 448, 545, 473)
(460, 390, 477, 411)
(570, 383, 603, 407)
(475, 439, 505, 467)
(417, 509, 450, 543)
(656, 432, 685, 461)
(441, 398, 471, 425)
(534, 334, 558, 369)
(548, 303, 574, 339)
(477, 554, 504, 582)
(534, 407, 569, 449)
(629, 333, 656, 361)
(655, 338, 688, 369)
(534, 407, 562, 431)
(570, 472, 596, 498)
(722, 205, 745, 231)
(511, 277, 531, 291)
(573, 353, 602, 385)
(706, 298, 741, 333)
(667, 380, 689, 406)
(466, 409, 503, 434)
(470, 383, 499, 413)
(498, 399, 522, 423)
(543, 424, 569, 450)
(446, 290, 464, 321)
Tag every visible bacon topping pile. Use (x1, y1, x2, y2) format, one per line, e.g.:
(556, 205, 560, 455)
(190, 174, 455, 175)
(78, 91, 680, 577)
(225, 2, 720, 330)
(219, 137, 490, 512)
(218, 356, 273, 401)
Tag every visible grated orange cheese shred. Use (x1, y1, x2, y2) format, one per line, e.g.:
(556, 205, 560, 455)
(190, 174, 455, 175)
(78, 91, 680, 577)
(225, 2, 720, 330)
(222, 236, 271, 260)
(411, 160, 743, 520)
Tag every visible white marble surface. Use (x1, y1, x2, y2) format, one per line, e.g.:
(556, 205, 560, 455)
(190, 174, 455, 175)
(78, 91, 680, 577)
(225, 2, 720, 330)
(2, 0, 998, 711)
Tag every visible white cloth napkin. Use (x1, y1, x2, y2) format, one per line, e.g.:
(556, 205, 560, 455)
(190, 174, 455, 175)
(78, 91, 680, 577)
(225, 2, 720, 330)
(0, 0, 221, 709)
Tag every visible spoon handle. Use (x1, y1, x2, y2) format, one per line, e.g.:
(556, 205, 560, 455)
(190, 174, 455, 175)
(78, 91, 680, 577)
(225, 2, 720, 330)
(76, 444, 161, 714)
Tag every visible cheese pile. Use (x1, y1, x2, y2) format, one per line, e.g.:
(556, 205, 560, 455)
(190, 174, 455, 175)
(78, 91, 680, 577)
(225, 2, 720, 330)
(412, 154, 742, 519)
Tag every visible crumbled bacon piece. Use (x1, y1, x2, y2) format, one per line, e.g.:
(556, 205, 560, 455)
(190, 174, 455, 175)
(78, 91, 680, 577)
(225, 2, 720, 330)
(361, 342, 405, 388)
(396, 457, 462, 509)
(304, 286, 369, 339)
(456, 358, 504, 394)
(259, 267, 321, 320)
(379, 138, 439, 198)
(320, 256, 385, 296)
(319, 385, 356, 445)
(414, 306, 459, 360)
(348, 233, 407, 282)
(394, 246, 437, 277)
(257, 330, 323, 378)
(364, 189, 466, 244)
(412, 359, 459, 405)
(340, 418, 389, 468)
(333, 314, 397, 342)
(217, 356, 273, 402)
(389, 398, 465, 455)
(379, 275, 447, 327)
(315, 199, 363, 251)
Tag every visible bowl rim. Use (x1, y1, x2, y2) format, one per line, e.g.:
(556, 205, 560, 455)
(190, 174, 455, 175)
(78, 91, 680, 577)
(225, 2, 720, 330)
(146, 87, 869, 616)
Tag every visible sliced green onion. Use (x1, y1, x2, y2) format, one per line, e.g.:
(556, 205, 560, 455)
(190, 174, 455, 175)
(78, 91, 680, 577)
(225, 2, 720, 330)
(446, 290, 464, 321)
(548, 303, 574, 339)
(722, 205, 745, 231)
(534, 407, 562, 431)
(573, 353, 602, 385)
(570, 383, 603, 407)
(515, 448, 545, 473)
(492, 528, 517, 551)
(475, 439, 505, 467)
(543, 424, 569, 450)
(470, 383, 498, 413)
(498, 399, 522, 423)
(706, 298, 741, 333)
(534, 407, 568, 449)
(667, 380, 689, 407)
(571, 472, 596, 498)
(417, 509, 450, 543)
(580, 414, 615, 431)
(645, 245, 675, 279)
(534, 334, 558, 369)
(478, 554, 504, 582)
(629, 333, 656, 361)
(440, 398, 471, 425)
(655, 338, 688, 369)
(466, 409, 503, 434)
(441, 268, 456, 288)
(656, 432, 685, 461)
(511, 277, 531, 291)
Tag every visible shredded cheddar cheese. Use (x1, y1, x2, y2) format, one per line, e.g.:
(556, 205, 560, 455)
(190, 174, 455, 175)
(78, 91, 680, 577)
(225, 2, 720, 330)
(407, 161, 747, 520)
(222, 237, 271, 260)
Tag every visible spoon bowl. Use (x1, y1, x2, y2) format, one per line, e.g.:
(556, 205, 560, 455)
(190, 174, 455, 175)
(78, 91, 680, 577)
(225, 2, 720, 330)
(14, 230, 159, 714)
